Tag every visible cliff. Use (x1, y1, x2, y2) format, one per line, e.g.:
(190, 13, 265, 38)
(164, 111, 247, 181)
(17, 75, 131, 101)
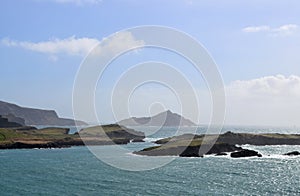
(0, 101, 87, 126)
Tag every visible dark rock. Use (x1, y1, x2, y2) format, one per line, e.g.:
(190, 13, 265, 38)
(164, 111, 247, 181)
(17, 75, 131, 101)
(283, 151, 300, 156)
(0, 141, 69, 149)
(206, 143, 242, 154)
(131, 138, 144, 142)
(230, 149, 262, 158)
(135, 143, 241, 157)
(215, 152, 227, 156)
(180, 146, 203, 157)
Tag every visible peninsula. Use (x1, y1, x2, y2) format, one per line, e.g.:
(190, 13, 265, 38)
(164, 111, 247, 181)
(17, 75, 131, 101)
(0, 124, 145, 149)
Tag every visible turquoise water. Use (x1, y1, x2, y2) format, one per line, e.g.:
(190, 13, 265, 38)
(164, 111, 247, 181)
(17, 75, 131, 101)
(1, 126, 300, 195)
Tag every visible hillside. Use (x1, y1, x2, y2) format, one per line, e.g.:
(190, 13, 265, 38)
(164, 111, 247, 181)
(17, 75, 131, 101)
(118, 110, 196, 127)
(0, 101, 87, 126)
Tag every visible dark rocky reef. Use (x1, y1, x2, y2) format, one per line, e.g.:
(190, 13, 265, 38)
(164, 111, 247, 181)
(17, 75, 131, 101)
(0, 100, 87, 126)
(283, 151, 300, 156)
(231, 149, 262, 158)
(215, 152, 227, 156)
(136, 142, 241, 157)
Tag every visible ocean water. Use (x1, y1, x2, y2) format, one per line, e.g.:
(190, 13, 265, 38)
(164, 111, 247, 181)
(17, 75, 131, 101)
(1, 126, 300, 195)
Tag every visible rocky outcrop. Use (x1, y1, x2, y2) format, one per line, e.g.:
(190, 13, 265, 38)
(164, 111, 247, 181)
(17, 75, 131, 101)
(135, 142, 242, 157)
(0, 100, 87, 126)
(135, 131, 300, 158)
(79, 124, 145, 144)
(230, 149, 262, 158)
(118, 110, 196, 127)
(283, 151, 300, 156)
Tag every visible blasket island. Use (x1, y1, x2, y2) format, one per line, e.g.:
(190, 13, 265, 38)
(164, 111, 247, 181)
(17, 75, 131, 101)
(0, 100, 299, 158)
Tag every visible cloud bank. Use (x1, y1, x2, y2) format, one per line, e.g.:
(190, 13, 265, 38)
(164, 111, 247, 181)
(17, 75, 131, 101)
(242, 24, 299, 36)
(2, 36, 99, 57)
(1, 32, 144, 59)
(226, 75, 300, 126)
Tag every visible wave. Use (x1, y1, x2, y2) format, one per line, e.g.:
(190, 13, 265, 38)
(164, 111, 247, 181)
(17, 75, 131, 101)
(143, 137, 164, 142)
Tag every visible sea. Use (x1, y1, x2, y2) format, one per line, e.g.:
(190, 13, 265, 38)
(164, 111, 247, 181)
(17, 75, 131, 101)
(0, 126, 300, 195)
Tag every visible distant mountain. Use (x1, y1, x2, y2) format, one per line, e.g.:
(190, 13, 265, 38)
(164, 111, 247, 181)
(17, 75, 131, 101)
(118, 110, 196, 127)
(0, 101, 87, 126)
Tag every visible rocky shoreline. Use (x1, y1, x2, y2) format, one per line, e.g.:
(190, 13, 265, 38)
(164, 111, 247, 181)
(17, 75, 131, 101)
(1, 126, 300, 158)
(134, 132, 300, 158)
(0, 124, 145, 150)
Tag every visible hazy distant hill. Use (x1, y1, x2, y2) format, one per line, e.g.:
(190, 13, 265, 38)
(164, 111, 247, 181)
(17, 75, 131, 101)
(0, 101, 87, 126)
(118, 110, 196, 127)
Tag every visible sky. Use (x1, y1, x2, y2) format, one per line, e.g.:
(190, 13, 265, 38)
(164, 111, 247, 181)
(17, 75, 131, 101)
(1, 0, 300, 126)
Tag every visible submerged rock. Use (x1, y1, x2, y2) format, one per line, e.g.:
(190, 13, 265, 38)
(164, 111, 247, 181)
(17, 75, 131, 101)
(230, 149, 262, 158)
(283, 151, 300, 156)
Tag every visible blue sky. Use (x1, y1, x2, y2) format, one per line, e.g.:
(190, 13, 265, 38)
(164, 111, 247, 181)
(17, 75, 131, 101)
(1, 0, 300, 126)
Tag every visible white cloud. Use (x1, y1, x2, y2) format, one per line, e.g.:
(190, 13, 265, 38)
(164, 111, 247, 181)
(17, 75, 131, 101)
(2, 36, 99, 56)
(227, 75, 300, 98)
(1, 32, 145, 59)
(273, 24, 299, 36)
(226, 75, 300, 126)
(242, 24, 299, 36)
(242, 25, 270, 33)
(90, 31, 145, 57)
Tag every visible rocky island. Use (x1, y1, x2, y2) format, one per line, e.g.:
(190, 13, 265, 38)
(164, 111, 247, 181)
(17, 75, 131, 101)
(134, 132, 300, 158)
(118, 110, 196, 127)
(0, 124, 145, 149)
